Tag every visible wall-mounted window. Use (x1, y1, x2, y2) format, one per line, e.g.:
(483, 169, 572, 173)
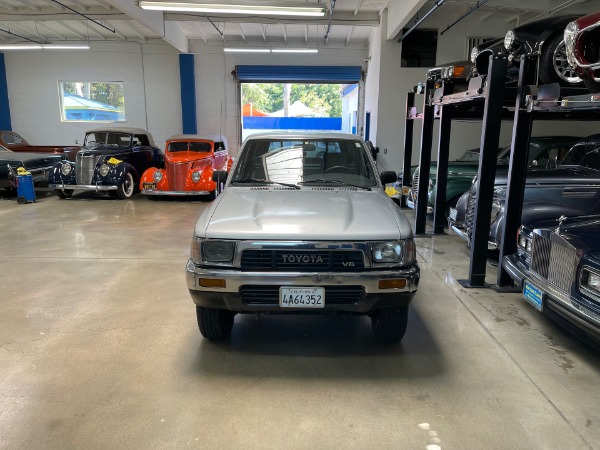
(58, 81, 125, 122)
(401, 29, 438, 68)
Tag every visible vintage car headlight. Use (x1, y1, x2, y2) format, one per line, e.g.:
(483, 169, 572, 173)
(518, 233, 532, 253)
(372, 240, 416, 265)
(504, 30, 515, 50)
(153, 171, 163, 182)
(99, 163, 110, 177)
(61, 162, 72, 176)
(470, 46, 479, 63)
(580, 268, 600, 295)
(491, 200, 501, 222)
(203, 240, 235, 262)
(564, 21, 579, 68)
(191, 171, 201, 183)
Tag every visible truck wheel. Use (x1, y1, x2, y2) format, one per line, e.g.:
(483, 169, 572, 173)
(371, 307, 409, 344)
(196, 306, 234, 340)
(116, 172, 135, 199)
(54, 189, 73, 199)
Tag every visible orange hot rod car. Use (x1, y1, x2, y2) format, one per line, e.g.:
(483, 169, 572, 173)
(139, 134, 233, 199)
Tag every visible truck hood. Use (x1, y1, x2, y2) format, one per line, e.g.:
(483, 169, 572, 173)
(196, 188, 409, 241)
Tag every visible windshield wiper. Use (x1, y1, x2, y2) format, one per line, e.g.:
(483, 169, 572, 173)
(232, 178, 300, 189)
(299, 179, 371, 191)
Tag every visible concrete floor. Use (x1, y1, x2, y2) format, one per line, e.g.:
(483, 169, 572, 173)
(1, 191, 599, 449)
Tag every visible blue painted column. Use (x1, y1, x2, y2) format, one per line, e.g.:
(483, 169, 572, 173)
(179, 54, 197, 134)
(0, 53, 12, 131)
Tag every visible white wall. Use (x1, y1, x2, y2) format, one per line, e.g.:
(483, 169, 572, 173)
(188, 41, 368, 156)
(341, 86, 359, 133)
(4, 42, 181, 151)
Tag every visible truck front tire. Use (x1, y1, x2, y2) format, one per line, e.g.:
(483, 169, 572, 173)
(371, 307, 409, 344)
(196, 306, 235, 340)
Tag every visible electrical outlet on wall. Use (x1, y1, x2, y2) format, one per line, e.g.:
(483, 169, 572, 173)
(384, 148, 388, 154)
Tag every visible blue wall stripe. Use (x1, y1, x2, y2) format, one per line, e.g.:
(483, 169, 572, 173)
(235, 65, 362, 83)
(179, 54, 197, 134)
(0, 54, 12, 131)
(243, 117, 341, 130)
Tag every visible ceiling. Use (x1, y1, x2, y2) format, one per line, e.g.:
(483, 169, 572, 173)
(0, 0, 597, 52)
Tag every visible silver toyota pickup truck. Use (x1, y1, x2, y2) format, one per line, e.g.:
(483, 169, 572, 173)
(186, 132, 420, 343)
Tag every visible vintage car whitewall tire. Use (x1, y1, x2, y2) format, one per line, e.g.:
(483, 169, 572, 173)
(196, 306, 235, 340)
(54, 189, 73, 199)
(116, 172, 135, 199)
(371, 307, 409, 344)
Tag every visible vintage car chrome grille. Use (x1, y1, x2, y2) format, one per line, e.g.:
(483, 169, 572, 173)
(531, 233, 578, 294)
(75, 154, 100, 185)
(412, 170, 419, 199)
(464, 189, 477, 232)
(240, 285, 365, 305)
(240, 250, 365, 272)
(166, 162, 189, 191)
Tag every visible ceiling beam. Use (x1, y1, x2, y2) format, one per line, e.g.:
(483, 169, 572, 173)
(196, 23, 207, 42)
(345, 26, 353, 46)
(35, 22, 67, 39)
(282, 23, 286, 43)
(82, 20, 106, 39)
(40, 0, 65, 11)
(353, 0, 363, 15)
(9, 22, 43, 39)
(0, 1, 18, 11)
(237, 23, 245, 41)
(65, 0, 89, 11)
(260, 24, 266, 42)
(305, 24, 308, 44)
(57, 20, 86, 39)
(105, 21, 127, 40)
(165, 11, 379, 26)
(125, 21, 147, 41)
(95, 0, 113, 10)
(14, 0, 41, 11)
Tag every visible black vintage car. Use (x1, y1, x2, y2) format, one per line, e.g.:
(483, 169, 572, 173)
(0, 144, 67, 190)
(473, 15, 583, 86)
(49, 128, 163, 199)
(449, 133, 600, 248)
(503, 217, 600, 345)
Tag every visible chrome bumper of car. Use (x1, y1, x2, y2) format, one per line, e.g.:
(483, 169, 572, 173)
(49, 183, 117, 191)
(449, 221, 498, 250)
(185, 260, 420, 313)
(142, 189, 211, 196)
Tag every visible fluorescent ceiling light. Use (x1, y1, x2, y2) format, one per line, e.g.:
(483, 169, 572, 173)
(0, 44, 90, 50)
(138, 1, 326, 16)
(224, 48, 271, 53)
(271, 49, 318, 53)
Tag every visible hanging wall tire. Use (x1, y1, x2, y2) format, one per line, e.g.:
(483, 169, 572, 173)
(116, 172, 135, 199)
(371, 307, 409, 344)
(196, 306, 235, 340)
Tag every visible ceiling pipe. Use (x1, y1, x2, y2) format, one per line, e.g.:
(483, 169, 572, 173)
(440, 0, 491, 35)
(324, 0, 336, 42)
(399, 0, 444, 42)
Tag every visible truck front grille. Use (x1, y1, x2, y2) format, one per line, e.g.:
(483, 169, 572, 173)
(240, 285, 365, 305)
(531, 233, 578, 294)
(76, 154, 99, 185)
(240, 250, 365, 272)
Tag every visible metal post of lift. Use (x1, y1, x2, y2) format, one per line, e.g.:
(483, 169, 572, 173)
(402, 92, 415, 196)
(433, 105, 452, 234)
(415, 79, 435, 234)
(467, 55, 508, 287)
(497, 56, 535, 287)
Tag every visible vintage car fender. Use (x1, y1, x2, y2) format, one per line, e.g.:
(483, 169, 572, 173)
(139, 167, 168, 191)
(197, 166, 217, 192)
(48, 160, 76, 185)
(226, 157, 234, 171)
(102, 160, 139, 186)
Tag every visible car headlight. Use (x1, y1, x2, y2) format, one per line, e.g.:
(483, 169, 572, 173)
(372, 240, 416, 265)
(564, 21, 579, 68)
(580, 267, 600, 295)
(203, 240, 235, 262)
(60, 162, 72, 176)
(99, 163, 110, 177)
(191, 171, 201, 183)
(504, 30, 515, 50)
(470, 46, 479, 63)
(491, 200, 501, 222)
(153, 171, 163, 182)
(518, 233, 532, 253)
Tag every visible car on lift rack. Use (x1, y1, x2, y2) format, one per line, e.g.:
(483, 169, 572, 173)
(564, 11, 600, 93)
(186, 132, 419, 344)
(449, 133, 600, 249)
(0, 144, 67, 190)
(503, 216, 600, 346)
(406, 136, 578, 214)
(471, 15, 584, 87)
(140, 134, 233, 200)
(49, 128, 164, 199)
(0, 130, 80, 161)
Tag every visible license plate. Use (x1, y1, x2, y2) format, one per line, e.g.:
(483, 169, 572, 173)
(449, 207, 458, 221)
(523, 280, 544, 311)
(406, 199, 415, 209)
(143, 182, 156, 190)
(279, 287, 325, 308)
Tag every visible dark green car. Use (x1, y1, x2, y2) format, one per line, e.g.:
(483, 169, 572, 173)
(406, 136, 579, 212)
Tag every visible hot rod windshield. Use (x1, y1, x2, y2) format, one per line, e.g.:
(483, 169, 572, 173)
(168, 141, 212, 153)
(84, 132, 132, 148)
(231, 139, 378, 188)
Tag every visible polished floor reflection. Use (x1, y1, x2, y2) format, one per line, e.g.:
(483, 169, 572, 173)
(0, 192, 599, 449)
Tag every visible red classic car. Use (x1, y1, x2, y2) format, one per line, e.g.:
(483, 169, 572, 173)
(565, 12, 600, 93)
(0, 130, 80, 161)
(139, 134, 233, 199)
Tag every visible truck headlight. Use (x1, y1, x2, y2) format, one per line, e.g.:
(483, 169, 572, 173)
(99, 163, 110, 177)
(504, 30, 515, 50)
(61, 163, 72, 176)
(153, 171, 163, 182)
(203, 240, 235, 262)
(191, 171, 201, 183)
(581, 268, 600, 295)
(372, 239, 415, 264)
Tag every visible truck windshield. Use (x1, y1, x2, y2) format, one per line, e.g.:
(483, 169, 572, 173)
(231, 139, 378, 188)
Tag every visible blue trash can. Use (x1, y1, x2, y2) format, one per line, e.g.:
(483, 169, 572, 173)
(16, 174, 36, 204)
